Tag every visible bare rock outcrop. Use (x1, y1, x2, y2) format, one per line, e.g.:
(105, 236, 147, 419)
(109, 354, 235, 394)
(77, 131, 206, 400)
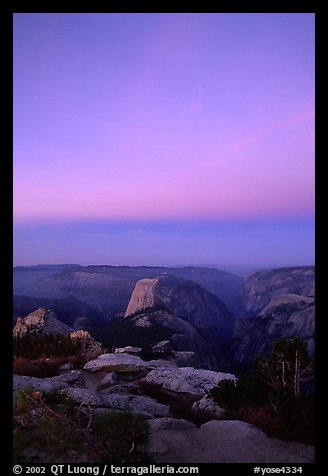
(69, 329, 104, 360)
(114, 346, 142, 355)
(232, 294, 315, 364)
(124, 276, 235, 344)
(236, 266, 315, 318)
(62, 387, 170, 417)
(148, 418, 196, 431)
(125, 278, 165, 316)
(97, 371, 118, 390)
(84, 353, 150, 373)
(13, 371, 83, 394)
(191, 395, 224, 418)
(142, 367, 235, 397)
(149, 419, 314, 463)
(147, 359, 178, 369)
(13, 308, 73, 338)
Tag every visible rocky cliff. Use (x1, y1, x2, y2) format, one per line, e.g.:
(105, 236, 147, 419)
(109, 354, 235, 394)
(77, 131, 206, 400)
(94, 307, 224, 370)
(13, 308, 105, 361)
(13, 351, 314, 463)
(125, 275, 235, 343)
(13, 264, 242, 321)
(13, 295, 101, 328)
(83, 275, 235, 370)
(231, 294, 315, 365)
(69, 329, 105, 360)
(13, 308, 73, 338)
(125, 279, 166, 316)
(236, 266, 315, 318)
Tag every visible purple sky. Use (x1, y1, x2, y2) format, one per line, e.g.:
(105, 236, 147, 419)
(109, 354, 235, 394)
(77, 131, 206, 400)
(13, 13, 315, 267)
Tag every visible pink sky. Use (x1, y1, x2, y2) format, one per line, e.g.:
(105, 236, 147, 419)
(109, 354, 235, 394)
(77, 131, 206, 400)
(13, 13, 314, 266)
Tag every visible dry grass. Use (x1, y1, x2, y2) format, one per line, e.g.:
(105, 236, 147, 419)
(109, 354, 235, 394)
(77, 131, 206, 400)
(237, 404, 286, 437)
(236, 402, 315, 444)
(13, 356, 79, 378)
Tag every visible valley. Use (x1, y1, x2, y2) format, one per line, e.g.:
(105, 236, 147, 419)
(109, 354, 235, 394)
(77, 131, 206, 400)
(13, 263, 315, 463)
(13, 264, 315, 369)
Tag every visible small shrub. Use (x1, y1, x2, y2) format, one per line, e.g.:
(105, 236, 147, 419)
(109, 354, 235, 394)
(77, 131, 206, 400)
(237, 404, 285, 437)
(254, 336, 314, 400)
(207, 374, 268, 411)
(207, 337, 315, 444)
(13, 389, 151, 463)
(92, 412, 151, 464)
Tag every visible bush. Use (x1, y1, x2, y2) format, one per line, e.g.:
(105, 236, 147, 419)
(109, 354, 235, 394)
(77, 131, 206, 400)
(13, 334, 88, 376)
(255, 336, 314, 400)
(237, 404, 285, 437)
(207, 374, 269, 411)
(13, 389, 151, 463)
(236, 397, 315, 444)
(207, 337, 315, 443)
(91, 412, 151, 464)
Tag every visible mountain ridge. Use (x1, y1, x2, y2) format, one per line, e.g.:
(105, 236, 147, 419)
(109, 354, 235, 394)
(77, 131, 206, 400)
(14, 264, 242, 323)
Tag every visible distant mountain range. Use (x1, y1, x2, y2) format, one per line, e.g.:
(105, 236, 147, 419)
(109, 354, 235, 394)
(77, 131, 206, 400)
(236, 266, 315, 318)
(13, 264, 242, 324)
(231, 266, 315, 369)
(13, 264, 315, 371)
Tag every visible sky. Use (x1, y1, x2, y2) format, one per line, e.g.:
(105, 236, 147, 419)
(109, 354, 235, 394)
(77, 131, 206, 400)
(13, 13, 315, 268)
